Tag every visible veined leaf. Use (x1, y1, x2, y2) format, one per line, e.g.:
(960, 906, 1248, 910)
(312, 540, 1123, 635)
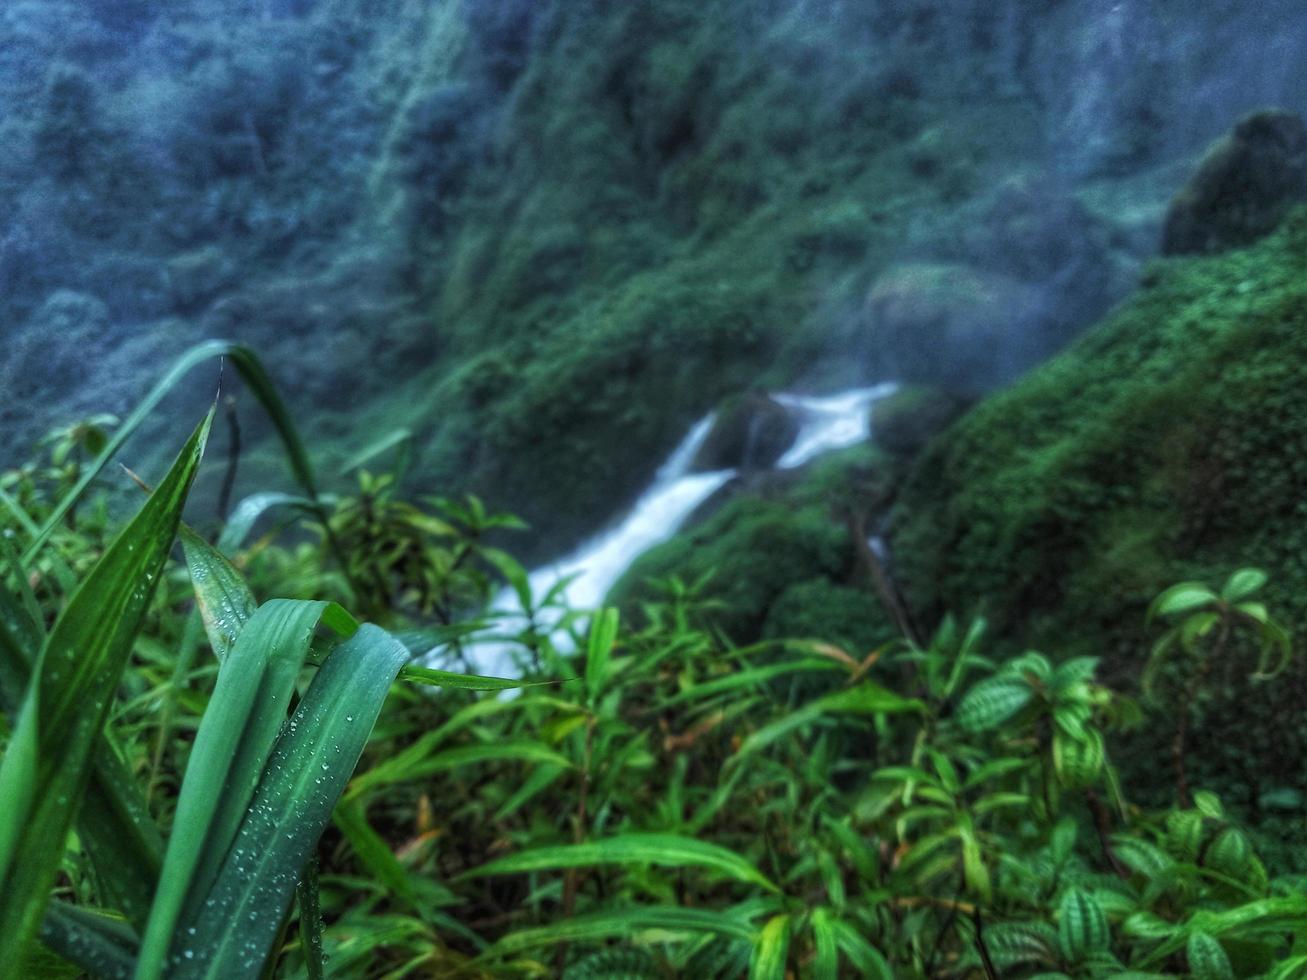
(810, 907, 839, 980)
(0, 411, 210, 977)
(1058, 887, 1109, 963)
(462, 833, 778, 892)
(1187, 931, 1234, 980)
(955, 676, 1032, 732)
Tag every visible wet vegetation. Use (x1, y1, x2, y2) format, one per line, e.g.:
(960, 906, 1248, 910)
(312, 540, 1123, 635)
(5, 0, 1307, 976)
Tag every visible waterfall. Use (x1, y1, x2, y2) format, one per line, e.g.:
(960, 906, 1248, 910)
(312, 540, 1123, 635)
(437, 383, 898, 676)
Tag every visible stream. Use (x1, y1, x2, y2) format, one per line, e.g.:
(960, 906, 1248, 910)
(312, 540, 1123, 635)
(440, 383, 898, 676)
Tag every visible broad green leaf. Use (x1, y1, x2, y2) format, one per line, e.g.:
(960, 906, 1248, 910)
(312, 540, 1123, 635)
(463, 833, 778, 892)
(1148, 583, 1218, 622)
(0, 411, 210, 977)
(955, 676, 1032, 732)
(216, 492, 323, 552)
(1221, 568, 1267, 603)
(0, 570, 163, 930)
(831, 919, 892, 979)
(1192, 790, 1224, 820)
(39, 901, 138, 980)
(175, 623, 409, 978)
(1058, 887, 1109, 963)
(748, 914, 790, 980)
(1187, 931, 1233, 980)
(488, 906, 758, 955)
(135, 599, 353, 979)
(735, 683, 923, 759)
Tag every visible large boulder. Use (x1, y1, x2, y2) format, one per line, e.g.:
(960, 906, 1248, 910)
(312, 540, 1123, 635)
(862, 262, 1048, 393)
(693, 393, 800, 472)
(870, 385, 970, 456)
(1161, 108, 1307, 256)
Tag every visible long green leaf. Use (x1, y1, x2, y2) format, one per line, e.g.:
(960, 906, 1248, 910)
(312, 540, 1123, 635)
(463, 832, 778, 892)
(0, 573, 163, 930)
(0, 411, 210, 976)
(176, 623, 409, 978)
(489, 906, 759, 954)
(23, 342, 315, 566)
(39, 901, 138, 980)
(735, 683, 923, 759)
(748, 914, 790, 980)
(134, 598, 351, 979)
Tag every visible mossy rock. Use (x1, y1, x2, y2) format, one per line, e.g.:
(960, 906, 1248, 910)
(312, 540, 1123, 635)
(870, 385, 970, 456)
(889, 208, 1307, 806)
(1162, 108, 1307, 256)
(692, 393, 800, 472)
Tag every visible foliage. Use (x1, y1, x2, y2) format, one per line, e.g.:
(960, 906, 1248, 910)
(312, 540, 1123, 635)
(890, 208, 1307, 811)
(2, 363, 1304, 976)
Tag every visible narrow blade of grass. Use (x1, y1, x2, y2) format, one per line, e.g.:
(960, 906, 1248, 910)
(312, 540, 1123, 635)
(39, 901, 139, 980)
(0, 411, 210, 976)
(23, 341, 319, 567)
(462, 833, 778, 893)
(488, 906, 759, 955)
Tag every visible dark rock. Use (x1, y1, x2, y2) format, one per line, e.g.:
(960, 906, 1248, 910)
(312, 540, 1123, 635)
(870, 385, 971, 456)
(862, 262, 1048, 393)
(1161, 108, 1307, 256)
(693, 393, 800, 472)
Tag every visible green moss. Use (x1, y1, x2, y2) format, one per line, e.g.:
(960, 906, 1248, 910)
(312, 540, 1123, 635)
(762, 578, 895, 654)
(890, 208, 1307, 800)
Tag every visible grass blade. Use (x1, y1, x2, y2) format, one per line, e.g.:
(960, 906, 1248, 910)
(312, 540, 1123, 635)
(23, 341, 319, 567)
(462, 833, 778, 892)
(0, 411, 210, 976)
(489, 906, 759, 955)
(180, 525, 257, 666)
(748, 914, 791, 980)
(135, 598, 350, 979)
(39, 901, 139, 980)
(176, 623, 409, 978)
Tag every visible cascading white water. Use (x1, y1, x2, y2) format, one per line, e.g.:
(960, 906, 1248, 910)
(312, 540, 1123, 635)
(774, 383, 898, 468)
(439, 383, 898, 676)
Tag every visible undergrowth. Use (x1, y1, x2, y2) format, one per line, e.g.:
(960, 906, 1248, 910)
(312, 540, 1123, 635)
(1, 344, 1305, 978)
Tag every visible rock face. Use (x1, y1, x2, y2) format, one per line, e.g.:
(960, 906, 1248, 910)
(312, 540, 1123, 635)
(1161, 109, 1307, 256)
(693, 394, 800, 472)
(870, 385, 970, 456)
(862, 263, 1048, 393)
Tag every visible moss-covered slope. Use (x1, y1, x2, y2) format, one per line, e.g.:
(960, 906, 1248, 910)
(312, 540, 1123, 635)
(890, 209, 1307, 804)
